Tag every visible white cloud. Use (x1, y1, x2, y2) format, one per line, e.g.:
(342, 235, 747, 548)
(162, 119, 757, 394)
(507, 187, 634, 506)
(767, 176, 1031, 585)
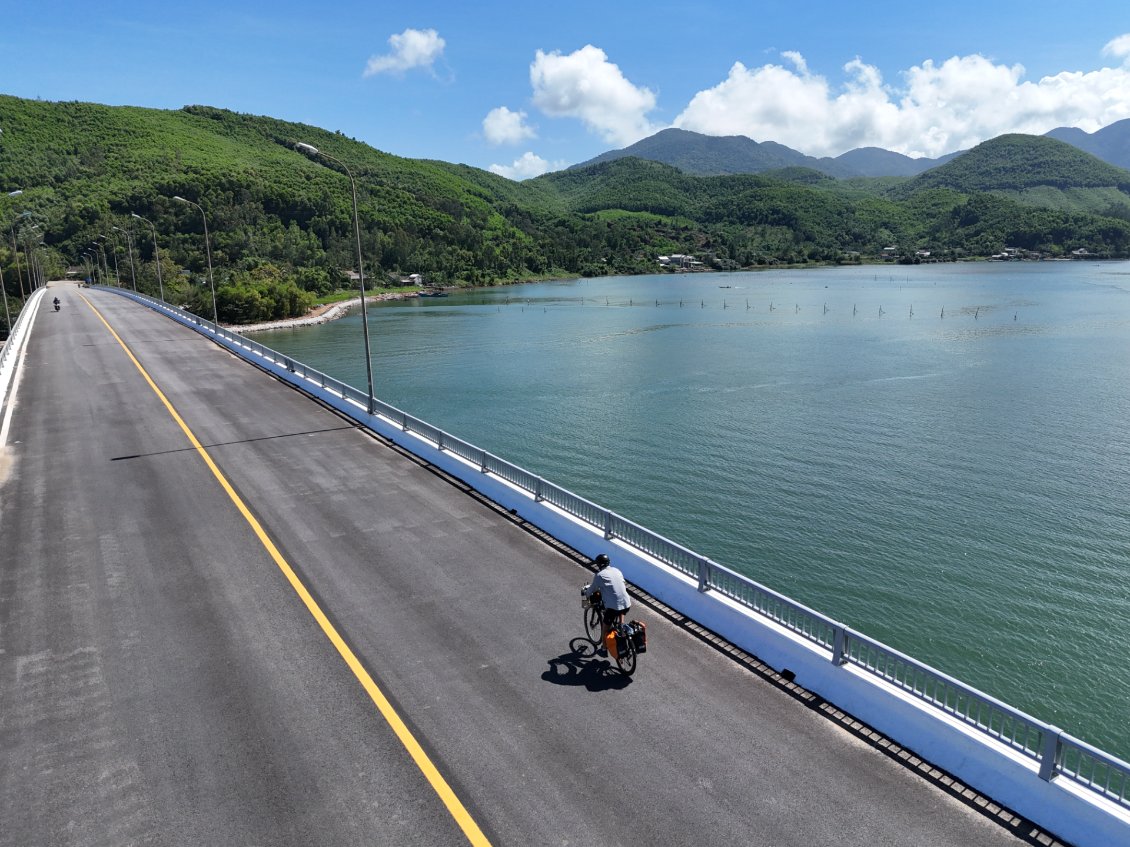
(530, 45, 658, 146)
(363, 28, 445, 77)
(673, 48, 1130, 158)
(489, 152, 565, 180)
(483, 107, 536, 145)
(1103, 33, 1130, 62)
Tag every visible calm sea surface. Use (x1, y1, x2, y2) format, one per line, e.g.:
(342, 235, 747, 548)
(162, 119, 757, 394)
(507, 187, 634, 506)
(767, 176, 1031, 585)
(265, 261, 1130, 760)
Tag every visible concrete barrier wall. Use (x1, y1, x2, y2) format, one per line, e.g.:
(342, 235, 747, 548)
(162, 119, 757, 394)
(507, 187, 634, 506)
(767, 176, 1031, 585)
(110, 289, 1130, 847)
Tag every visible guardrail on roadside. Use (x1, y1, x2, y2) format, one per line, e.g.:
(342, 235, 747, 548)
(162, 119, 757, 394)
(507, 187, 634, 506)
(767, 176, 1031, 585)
(98, 287, 1130, 817)
(0, 289, 44, 405)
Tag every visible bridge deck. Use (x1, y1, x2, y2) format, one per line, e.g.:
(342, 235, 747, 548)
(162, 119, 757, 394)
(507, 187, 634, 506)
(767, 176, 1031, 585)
(0, 286, 1039, 846)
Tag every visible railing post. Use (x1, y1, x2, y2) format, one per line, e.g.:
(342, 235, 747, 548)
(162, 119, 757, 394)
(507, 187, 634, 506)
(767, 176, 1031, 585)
(534, 478, 544, 502)
(832, 625, 848, 666)
(1038, 726, 1063, 782)
(480, 449, 489, 473)
(697, 558, 710, 592)
(603, 510, 614, 539)
(437, 431, 445, 452)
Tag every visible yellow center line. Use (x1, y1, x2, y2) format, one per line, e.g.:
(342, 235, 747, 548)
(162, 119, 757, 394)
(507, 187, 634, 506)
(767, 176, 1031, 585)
(81, 294, 492, 847)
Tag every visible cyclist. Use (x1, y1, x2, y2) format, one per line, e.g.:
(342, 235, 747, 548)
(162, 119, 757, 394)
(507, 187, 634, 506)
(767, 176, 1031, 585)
(582, 554, 631, 654)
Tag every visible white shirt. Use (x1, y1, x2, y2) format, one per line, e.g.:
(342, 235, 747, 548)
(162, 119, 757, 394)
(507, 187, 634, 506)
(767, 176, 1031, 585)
(585, 566, 631, 611)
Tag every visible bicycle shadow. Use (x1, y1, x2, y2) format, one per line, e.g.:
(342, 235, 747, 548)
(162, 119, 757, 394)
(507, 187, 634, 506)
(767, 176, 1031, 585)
(541, 638, 633, 691)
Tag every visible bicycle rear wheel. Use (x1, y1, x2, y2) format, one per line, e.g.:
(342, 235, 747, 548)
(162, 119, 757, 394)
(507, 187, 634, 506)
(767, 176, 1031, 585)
(615, 634, 637, 675)
(584, 606, 602, 643)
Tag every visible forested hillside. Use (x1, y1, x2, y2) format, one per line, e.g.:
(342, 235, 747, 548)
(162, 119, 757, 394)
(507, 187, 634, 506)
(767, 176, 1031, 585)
(2, 95, 1130, 330)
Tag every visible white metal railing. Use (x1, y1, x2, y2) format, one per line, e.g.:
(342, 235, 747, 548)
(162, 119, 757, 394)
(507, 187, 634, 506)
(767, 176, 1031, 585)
(100, 287, 1130, 812)
(0, 289, 44, 391)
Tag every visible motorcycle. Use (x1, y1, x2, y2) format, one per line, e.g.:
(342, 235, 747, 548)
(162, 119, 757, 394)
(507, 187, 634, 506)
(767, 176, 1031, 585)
(53, 298, 60, 312)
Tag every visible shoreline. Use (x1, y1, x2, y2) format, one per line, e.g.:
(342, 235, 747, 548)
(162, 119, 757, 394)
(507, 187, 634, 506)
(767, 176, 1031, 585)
(228, 256, 1087, 334)
(232, 290, 418, 333)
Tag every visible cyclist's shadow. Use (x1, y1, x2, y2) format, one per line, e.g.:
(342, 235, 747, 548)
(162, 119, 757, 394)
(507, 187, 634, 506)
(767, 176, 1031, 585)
(541, 638, 633, 691)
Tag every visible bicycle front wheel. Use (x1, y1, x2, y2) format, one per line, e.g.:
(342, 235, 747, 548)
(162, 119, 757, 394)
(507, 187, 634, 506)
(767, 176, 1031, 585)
(615, 637, 637, 675)
(584, 606, 602, 643)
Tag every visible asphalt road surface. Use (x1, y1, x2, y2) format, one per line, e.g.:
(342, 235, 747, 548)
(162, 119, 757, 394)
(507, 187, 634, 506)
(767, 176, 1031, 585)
(0, 285, 1049, 846)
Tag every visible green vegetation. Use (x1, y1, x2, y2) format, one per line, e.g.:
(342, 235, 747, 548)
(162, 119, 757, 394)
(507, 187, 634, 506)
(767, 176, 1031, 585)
(2, 95, 1130, 336)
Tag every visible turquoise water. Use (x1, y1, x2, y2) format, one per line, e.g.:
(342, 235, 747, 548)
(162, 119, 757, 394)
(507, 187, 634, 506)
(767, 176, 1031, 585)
(266, 262, 1130, 760)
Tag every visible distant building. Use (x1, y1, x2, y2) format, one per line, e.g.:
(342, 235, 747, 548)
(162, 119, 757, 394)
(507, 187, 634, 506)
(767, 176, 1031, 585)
(658, 253, 703, 269)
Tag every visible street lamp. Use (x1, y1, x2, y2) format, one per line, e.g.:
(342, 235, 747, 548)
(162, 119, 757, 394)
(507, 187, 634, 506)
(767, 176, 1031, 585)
(132, 212, 164, 302)
(295, 141, 375, 411)
(33, 241, 47, 290)
(91, 238, 110, 286)
(20, 222, 42, 290)
(28, 237, 42, 290)
(0, 189, 24, 329)
(9, 209, 30, 298)
(172, 195, 218, 325)
(0, 251, 8, 333)
(82, 250, 98, 286)
(113, 225, 137, 292)
(101, 232, 121, 286)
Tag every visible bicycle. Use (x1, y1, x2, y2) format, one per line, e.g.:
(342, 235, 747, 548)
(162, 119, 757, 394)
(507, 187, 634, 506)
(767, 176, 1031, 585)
(582, 588, 646, 675)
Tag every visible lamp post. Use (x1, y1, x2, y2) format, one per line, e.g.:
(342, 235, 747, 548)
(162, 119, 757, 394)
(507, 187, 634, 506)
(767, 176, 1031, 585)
(88, 243, 100, 285)
(295, 142, 375, 411)
(91, 239, 110, 286)
(30, 239, 44, 290)
(104, 230, 122, 287)
(26, 226, 43, 290)
(84, 250, 99, 286)
(10, 209, 30, 298)
(132, 212, 164, 302)
(0, 189, 23, 328)
(113, 225, 137, 292)
(172, 196, 218, 325)
(0, 252, 8, 333)
(17, 222, 42, 290)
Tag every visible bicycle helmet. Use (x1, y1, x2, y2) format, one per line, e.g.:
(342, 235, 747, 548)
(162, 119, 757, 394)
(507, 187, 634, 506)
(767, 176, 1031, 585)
(594, 554, 611, 568)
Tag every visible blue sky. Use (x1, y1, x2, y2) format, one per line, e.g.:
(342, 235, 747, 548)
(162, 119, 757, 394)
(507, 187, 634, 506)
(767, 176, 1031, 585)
(3, 1, 1130, 178)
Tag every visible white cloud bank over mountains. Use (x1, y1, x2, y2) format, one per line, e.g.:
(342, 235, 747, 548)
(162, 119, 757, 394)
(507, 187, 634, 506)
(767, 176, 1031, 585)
(489, 33, 1130, 178)
(675, 47, 1130, 159)
(489, 151, 568, 180)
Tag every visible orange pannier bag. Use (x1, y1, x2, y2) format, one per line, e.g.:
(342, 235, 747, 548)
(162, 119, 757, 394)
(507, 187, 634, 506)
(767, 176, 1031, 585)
(604, 628, 619, 660)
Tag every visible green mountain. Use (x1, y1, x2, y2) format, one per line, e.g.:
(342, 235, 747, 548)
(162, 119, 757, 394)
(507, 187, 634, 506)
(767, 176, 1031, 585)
(896, 134, 1130, 215)
(2, 95, 1129, 331)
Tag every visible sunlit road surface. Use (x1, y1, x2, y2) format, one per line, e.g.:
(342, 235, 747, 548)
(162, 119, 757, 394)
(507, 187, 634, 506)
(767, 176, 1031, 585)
(0, 286, 1039, 846)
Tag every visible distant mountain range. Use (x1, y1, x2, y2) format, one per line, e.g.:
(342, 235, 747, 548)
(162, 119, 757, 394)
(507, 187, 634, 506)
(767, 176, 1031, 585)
(1045, 119, 1130, 170)
(574, 120, 1130, 179)
(573, 128, 957, 178)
